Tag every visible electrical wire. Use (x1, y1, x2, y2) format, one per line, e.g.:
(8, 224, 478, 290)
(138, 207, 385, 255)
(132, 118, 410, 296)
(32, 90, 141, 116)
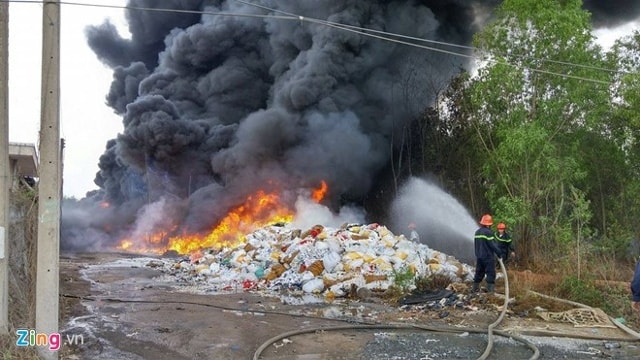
(231, 0, 629, 85)
(233, 0, 631, 76)
(4, 0, 637, 86)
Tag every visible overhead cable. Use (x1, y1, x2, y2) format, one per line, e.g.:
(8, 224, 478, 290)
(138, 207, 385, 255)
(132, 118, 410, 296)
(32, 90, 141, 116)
(5, 0, 637, 85)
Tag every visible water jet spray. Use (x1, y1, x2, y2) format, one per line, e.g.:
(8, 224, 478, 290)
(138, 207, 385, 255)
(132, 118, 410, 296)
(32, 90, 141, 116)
(391, 177, 477, 264)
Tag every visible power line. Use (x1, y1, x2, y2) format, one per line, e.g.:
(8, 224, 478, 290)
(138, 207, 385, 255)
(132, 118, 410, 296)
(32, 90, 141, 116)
(239, 0, 627, 76)
(319, 20, 615, 85)
(15, 0, 299, 22)
(4, 0, 636, 85)
(232, 0, 622, 85)
(232, 0, 624, 75)
(335, 20, 633, 76)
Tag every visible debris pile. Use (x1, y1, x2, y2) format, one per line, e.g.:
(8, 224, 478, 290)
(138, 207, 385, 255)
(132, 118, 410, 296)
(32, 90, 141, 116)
(159, 223, 475, 301)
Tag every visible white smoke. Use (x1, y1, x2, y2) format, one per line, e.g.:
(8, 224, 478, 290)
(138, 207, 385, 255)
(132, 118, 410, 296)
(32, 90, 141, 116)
(130, 197, 181, 243)
(292, 196, 366, 230)
(390, 177, 477, 262)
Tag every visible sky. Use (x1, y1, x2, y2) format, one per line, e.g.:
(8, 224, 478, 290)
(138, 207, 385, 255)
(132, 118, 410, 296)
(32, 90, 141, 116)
(8, 0, 128, 199)
(6, 1, 639, 199)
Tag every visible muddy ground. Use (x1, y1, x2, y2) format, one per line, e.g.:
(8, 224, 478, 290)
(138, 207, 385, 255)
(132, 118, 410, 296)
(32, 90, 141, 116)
(56, 252, 640, 359)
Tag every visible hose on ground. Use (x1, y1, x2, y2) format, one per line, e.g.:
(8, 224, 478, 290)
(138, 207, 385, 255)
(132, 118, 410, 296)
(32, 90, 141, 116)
(412, 323, 540, 359)
(66, 291, 540, 359)
(254, 258, 541, 360)
(527, 289, 640, 341)
(63, 262, 634, 359)
(252, 322, 540, 360)
(477, 257, 518, 359)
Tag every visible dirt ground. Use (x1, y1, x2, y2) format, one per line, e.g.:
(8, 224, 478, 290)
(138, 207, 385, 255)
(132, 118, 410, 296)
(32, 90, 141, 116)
(56, 252, 640, 360)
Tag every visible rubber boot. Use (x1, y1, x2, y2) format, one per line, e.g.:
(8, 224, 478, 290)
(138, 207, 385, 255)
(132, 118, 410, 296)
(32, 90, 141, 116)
(487, 283, 495, 294)
(471, 282, 480, 293)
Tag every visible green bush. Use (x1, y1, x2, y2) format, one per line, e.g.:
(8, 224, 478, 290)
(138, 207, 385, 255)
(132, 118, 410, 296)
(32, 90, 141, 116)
(556, 275, 604, 309)
(392, 266, 415, 291)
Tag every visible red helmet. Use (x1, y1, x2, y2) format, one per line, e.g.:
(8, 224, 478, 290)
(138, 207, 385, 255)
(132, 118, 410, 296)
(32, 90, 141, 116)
(497, 223, 506, 230)
(479, 214, 493, 226)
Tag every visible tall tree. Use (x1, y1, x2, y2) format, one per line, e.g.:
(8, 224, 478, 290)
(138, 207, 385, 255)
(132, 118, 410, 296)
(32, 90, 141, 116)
(467, 0, 616, 266)
(598, 30, 640, 258)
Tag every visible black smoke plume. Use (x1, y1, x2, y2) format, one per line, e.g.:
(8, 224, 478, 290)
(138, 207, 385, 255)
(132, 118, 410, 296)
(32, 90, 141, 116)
(62, 0, 640, 256)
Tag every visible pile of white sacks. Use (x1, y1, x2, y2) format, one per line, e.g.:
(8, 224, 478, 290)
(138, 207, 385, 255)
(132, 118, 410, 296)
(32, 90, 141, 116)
(161, 223, 475, 300)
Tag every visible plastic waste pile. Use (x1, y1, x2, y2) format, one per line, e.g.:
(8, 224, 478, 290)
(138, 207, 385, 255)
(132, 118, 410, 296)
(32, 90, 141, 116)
(161, 223, 474, 301)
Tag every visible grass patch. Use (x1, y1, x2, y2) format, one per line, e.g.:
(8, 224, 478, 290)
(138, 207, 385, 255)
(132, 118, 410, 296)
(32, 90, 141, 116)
(556, 275, 604, 309)
(392, 266, 415, 291)
(0, 330, 40, 360)
(3, 184, 39, 360)
(383, 272, 455, 305)
(414, 273, 452, 293)
(501, 268, 640, 330)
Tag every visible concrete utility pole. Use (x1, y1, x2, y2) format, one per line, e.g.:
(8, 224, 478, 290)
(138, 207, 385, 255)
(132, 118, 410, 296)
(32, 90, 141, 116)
(0, 0, 10, 336)
(36, 1, 61, 359)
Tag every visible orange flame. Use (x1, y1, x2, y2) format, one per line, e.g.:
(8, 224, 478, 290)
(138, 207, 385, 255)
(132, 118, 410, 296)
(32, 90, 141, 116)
(114, 227, 178, 255)
(166, 190, 295, 254)
(312, 180, 328, 202)
(119, 240, 133, 251)
(115, 181, 329, 255)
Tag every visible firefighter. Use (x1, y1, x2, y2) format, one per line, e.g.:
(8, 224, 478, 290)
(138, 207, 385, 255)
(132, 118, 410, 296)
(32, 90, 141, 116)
(631, 257, 640, 311)
(495, 222, 515, 266)
(408, 222, 420, 242)
(472, 214, 502, 294)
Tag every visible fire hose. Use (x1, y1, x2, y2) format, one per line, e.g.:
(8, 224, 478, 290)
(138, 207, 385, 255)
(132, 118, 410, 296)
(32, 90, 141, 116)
(253, 257, 543, 360)
(526, 290, 640, 340)
(476, 257, 517, 359)
(61, 256, 638, 359)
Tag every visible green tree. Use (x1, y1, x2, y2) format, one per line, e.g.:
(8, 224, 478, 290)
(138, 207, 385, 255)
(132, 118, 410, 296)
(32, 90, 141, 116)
(467, 0, 616, 266)
(416, 71, 490, 215)
(598, 30, 640, 259)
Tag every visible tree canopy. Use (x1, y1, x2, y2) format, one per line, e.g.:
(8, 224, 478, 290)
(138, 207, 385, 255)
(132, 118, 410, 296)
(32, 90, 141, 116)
(410, 0, 640, 267)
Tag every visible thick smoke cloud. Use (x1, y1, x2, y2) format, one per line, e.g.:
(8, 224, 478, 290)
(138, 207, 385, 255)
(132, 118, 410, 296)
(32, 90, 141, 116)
(62, 0, 640, 254)
(583, 0, 640, 28)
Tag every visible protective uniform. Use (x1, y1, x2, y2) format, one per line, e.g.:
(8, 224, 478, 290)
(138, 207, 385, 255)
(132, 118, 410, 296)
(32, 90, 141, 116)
(495, 223, 514, 264)
(472, 214, 502, 293)
(632, 259, 640, 302)
(408, 222, 420, 242)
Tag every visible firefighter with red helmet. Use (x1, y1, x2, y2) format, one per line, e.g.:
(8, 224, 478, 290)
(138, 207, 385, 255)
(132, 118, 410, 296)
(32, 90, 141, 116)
(495, 222, 515, 266)
(472, 214, 502, 294)
(408, 222, 420, 242)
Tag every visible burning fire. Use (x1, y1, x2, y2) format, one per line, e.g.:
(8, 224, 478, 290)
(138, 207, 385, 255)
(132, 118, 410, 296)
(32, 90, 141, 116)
(115, 181, 328, 255)
(312, 180, 328, 202)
